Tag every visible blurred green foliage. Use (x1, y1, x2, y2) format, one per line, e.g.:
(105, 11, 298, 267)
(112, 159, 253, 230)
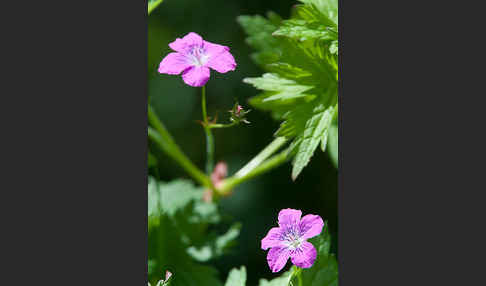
(148, 0, 338, 285)
(148, 177, 240, 285)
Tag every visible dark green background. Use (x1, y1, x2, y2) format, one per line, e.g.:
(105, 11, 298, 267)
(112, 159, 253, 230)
(148, 0, 337, 284)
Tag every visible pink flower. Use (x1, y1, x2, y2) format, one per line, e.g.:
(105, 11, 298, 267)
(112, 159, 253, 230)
(261, 209, 324, 272)
(158, 32, 237, 87)
(165, 271, 172, 281)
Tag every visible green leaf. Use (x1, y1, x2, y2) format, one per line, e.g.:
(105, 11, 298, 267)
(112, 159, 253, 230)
(149, 213, 223, 286)
(291, 104, 336, 180)
(224, 266, 247, 286)
(240, 0, 339, 180)
(329, 40, 338, 55)
(327, 122, 338, 168)
(266, 63, 312, 79)
(187, 223, 241, 262)
(236, 15, 282, 66)
(148, 177, 201, 219)
(258, 270, 293, 286)
(273, 19, 337, 42)
(148, 0, 164, 15)
(148, 177, 240, 286)
(298, 0, 338, 26)
(244, 73, 314, 102)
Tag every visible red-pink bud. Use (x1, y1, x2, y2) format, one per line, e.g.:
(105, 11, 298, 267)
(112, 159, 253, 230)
(165, 271, 172, 281)
(211, 161, 228, 189)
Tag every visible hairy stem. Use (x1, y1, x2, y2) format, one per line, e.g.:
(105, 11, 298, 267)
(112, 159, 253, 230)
(208, 122, 238, 129)
(201, 85, 215, 174)
(297, 268, 303, 286)
(235, 137, 288, 177)
(148, 105, 212, 188)
(217, 147, 290, 195)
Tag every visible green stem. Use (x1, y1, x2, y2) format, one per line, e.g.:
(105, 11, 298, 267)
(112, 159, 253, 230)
(217, 147, 290, 195)
(201, 85, 208, 125)
(208, 122, 238, 129)
(201, 85, 215, 174)
(287, 267, 302, 286)
(148, 106, 212, 188)
(235, 137, 288, 178)
(297, 269, 303, 286)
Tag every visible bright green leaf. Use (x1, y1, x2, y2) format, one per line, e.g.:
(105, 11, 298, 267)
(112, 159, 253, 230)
(273, 19, 336, 42)
(224, 266, 247, 286)
(298, 0, 338, 26)
(148, 0, 164, 15)
(266, 63, 313, 79)
(330, 40, 338, 54)
(240, 0, 339, 179)
(291, 104, 335, 180)
(258, 270, 292, 286)
(328, 122, 338, 168)
(243, 73, 314, 102)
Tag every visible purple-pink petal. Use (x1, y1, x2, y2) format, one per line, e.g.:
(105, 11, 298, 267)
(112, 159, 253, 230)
(267, 247, 290, 273)
(204, 41, 236, 73)
(207, 50, 236, 73)
(158, 52, 191, 75)
(182, 66, 210, 87)
(299, 214, 324, 240)
(169, 32, 203, 53)
(203, 41, 228, 56)
(261, 227, 285, 250)
(290, 241, 317, 268)
(278, 208, 302, 228)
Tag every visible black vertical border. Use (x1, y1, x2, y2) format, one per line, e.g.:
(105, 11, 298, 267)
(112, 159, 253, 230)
(3, 0, 149, 284)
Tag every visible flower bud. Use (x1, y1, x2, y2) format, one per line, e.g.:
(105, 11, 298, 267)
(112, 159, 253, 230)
(229, 102, 251, 124)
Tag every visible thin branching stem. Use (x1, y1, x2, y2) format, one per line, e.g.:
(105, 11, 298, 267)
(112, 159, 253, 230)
(148, 105, 212, 188)
(201, 85, 215, 174)
(217, 146, 291, 195)
(235, 137, 288, 177)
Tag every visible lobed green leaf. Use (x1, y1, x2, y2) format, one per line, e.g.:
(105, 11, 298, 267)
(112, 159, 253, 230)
(258, 270, 293, 286)
(239, 0, 338, 179)
(291, 104, 336, 180)
(224, 266, 247, 286)
(244, 73, 314, 102)
(273, 19, 337, 42)
(236, 14, 282, 66)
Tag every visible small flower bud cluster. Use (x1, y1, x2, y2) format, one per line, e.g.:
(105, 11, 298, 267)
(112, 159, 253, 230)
(150, 271, 172, 286)
(229, 102, 251, 124)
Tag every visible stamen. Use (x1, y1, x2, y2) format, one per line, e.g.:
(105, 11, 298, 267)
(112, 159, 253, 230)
(189, 45, 209, 67)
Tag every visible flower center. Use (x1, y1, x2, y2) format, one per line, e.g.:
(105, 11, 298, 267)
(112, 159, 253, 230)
(283, 228, 303, 250)
(188, 45, 209, 67)
(288, 236, 302, 250)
